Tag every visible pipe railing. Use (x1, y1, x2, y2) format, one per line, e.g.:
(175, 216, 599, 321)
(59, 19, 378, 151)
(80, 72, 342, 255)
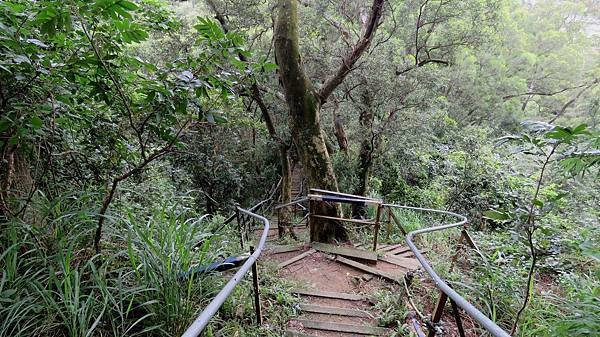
(273, 197, 309, 210)
(182, 206, 270, 337)
(222, 197, 271, 225)
(384, 204, 511, 337)
(182, 197, 510, 337)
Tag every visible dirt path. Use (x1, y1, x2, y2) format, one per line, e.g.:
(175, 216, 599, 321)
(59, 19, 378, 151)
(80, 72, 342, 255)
(260, 221, 420, 336)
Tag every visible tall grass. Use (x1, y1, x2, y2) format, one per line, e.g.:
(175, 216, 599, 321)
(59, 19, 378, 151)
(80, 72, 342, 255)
(0, 190, 222, 337)
(122, 206, 217, 335)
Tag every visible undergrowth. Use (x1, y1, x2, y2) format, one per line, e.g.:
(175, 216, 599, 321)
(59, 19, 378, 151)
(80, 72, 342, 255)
(0, 189, 225, 337)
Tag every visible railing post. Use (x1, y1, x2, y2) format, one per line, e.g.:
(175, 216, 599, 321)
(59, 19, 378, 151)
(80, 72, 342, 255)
(428, 291, 448, 337)
(449, 231, 466, 272)
(372, 204, 383, 251)
(277, 207, 282, 238)
(386, 207, 392, 240)
(389, 208, 408, 236)
(245, 213, 251, 242)
(236, 208, 244, 249)
(308, 198, 314, 242)
(430, 230, 470, 337)
(250, 246, 262, 326)
(450, 298, 466, 337)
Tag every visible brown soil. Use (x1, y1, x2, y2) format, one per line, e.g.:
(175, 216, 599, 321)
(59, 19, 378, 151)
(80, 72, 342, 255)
(261, 233, 417, 336)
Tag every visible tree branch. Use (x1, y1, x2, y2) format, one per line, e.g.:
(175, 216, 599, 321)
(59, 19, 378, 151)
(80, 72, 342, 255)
(548, 79, 598, 123)
(414, 0, 429, 65)
(317, 0, 385, 103)
(206, 0, 282, 144)
(81, 20, 147, 160)
(395, 58, 450, 75)
(93, 120, 190, 252)
(502, 80, 594, 101)
(510, 144, 557, 335)
(323, 12, 351, 47)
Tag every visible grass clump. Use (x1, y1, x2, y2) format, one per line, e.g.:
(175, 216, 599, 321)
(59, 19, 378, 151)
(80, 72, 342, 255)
(0, 190, 225, 337)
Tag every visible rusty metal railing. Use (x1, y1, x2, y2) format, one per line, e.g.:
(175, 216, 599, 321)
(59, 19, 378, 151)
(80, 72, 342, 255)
(182, 205, 270, 337)
(385, 204, 511, 337)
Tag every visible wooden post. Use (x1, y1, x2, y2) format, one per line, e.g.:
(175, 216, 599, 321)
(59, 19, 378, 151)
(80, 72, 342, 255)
(372, 204, 383, 251)
(429, 228, 471, 336)
(250, 246, 262, 325)
(428, 291, 448, 337)
(277, 206, 282, 238)
(386, 207, 392, 240)
(389, 209, 408, 236)
(236, 208, 244, 249)
(244, 214, 250, 244)
(308, 198, 315, 242)
(450, 298, 466, 337)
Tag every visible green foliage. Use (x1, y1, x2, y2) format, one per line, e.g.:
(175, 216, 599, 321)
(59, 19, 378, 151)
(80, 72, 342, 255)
(0, 187, 225, 336)
(0, 0, 245, 188)
(1, 0, 599, 336)
(373, 288, 409, 331)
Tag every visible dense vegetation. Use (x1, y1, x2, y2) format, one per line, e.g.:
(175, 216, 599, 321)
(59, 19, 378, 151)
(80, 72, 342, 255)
(0, 0, 598, 336)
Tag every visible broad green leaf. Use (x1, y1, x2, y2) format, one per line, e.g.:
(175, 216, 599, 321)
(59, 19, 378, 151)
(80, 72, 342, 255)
(213, 114, 228, 124)
(13, 55, 30, 64)
(29, 116, 43, 129)
(230, 58, 246, 71)
(0, 119, 10, 133)
(483, 210, 510, 221)
(263, 62, 278, 72)
(573, 124, 588, 134)
(195, 18, 225, 40)
(26, 38, 49, 48)
(117, 0, 139, 11)
(580, 240, 600, 262)
(545, 127, 572, 140)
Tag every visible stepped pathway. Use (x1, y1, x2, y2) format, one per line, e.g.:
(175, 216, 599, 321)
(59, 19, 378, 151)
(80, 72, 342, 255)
(260, 219, 422, 336)
(258, 168, 421, 335)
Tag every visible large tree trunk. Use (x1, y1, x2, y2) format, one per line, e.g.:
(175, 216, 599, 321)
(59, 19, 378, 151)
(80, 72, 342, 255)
(352, 87, 375, 218)
(206, 0, 299, 237)
(274, 0, 383, 242)
(274, 0, 346, 242)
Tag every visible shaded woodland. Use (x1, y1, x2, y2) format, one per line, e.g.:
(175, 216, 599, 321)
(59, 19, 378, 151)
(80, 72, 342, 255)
(0, 0, 599, 336)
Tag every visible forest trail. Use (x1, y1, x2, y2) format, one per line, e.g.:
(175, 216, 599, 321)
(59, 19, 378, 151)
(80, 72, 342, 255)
(260, 218, 421, 336)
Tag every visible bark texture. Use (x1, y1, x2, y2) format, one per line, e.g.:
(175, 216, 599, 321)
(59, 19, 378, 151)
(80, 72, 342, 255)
(207, 0, 296, 238)
(275, 0, 345, 242)
(333, 113, 348, 153)
(274, 0, 384, 242)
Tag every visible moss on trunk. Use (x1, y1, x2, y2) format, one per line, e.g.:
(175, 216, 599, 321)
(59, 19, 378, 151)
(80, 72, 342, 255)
(275, 0, 346, 242)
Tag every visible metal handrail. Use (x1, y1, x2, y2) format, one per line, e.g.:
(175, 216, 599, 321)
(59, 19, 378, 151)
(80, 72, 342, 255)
(222, 197, 271, 225)
(182, 206, 270, 337)
(273, 197, 309, 210)
(384, 204, 511, 337)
